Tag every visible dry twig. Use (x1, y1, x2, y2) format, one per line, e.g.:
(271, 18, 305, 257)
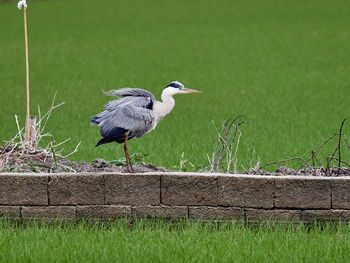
(258, 118, 349, 177)
(0, 95, 81, 173)
(203, 116, 254, 173)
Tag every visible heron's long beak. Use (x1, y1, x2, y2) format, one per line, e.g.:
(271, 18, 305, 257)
(184, 88, 201, 93)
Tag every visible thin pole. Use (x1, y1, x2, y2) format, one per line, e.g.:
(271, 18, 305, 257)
(23, 6, 30, 142)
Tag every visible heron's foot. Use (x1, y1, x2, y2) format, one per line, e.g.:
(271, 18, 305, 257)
(127, 166, 135, 173)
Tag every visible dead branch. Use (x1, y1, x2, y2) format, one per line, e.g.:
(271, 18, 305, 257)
(204, 116, 251, 173)
(258, 118, 349, 176)
(258, 157, 309, 171)
(63, 141, 82, 158)
(327, 157, 350, 169)
(298, 133, 338, 171)
(14, 115, 24, 147)
(338, 118, 347, 175)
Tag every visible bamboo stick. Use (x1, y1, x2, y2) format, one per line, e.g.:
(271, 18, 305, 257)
(23, 5, 30, 142)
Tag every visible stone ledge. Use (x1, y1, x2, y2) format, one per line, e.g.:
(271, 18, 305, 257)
(332, 179, 350, 209)
(132, 205, 187, 219)
(275, 178, 331, 209)
(302, 210, 350, 223)
(77, 205, 131, 220)
(49, 174, 104, 205)
(245, 208, 302, 222)
(161, 174, 217, 205)
(0, 173, 350, 222)
(218, 177, 274, 208)
(0, 175, 48, 205)
(105, 174, 160, 205)
(21, 206, 76, 220)
(0, 206, 21, 219)
(189, 206, 244, 220)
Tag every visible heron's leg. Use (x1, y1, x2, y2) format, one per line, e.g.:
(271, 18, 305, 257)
(123, 131, 134, 172)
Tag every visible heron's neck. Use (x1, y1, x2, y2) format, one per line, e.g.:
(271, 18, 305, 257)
(154, 93, 175, 120)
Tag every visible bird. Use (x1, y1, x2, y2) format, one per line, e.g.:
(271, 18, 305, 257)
(90, 81, 201, 172)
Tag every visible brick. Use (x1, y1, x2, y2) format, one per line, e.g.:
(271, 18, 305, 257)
(0, 175, 48, 205)
(189, 206, 244, 220)
(246, 209, 301, 222)
(21, 206, 76, 220)
(218, 176, 274, 208)
(49, 174, 104, 205)
(132, 205, 187, 219)
(77, 205, 131, 220)
(0, 206, 21, 219)
(332, 179, 350, 209)
(275, 178, 331, 209)
(302, 210, 350, 223)
(162, 174, 217, 205)
(105, 174, 160, 205)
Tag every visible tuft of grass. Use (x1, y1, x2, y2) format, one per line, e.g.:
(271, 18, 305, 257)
(0, 219, 350, 262)
(173, 152, 195, 172)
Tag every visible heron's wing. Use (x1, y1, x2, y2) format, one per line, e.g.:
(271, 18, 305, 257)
(104, 96, 153, 111)
(99, 106, 156, 137)
(93, 97, 157, 137)
(104, 88, 156, 101)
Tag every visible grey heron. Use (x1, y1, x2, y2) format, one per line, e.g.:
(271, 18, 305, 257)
(90, 81, 201, 172)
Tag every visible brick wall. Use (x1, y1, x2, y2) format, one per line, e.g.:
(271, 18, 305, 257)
(1, 172, 350, 222)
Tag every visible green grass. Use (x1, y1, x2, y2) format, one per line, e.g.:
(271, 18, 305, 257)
(0, 219, 350, 262)
(1, 0, 350, 170)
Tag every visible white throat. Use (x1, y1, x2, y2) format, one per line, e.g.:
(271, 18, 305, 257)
(153, 89, 176, 121)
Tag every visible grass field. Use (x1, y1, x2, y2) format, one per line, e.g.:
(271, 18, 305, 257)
(0, 219, 349, 262)
(1, 0, 349, 170)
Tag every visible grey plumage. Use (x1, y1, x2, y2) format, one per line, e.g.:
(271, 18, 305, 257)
(103, 88, 156, 100)
(91, 88, 156, 143)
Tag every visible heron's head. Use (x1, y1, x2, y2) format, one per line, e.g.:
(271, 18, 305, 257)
(163, 81, 201, 96)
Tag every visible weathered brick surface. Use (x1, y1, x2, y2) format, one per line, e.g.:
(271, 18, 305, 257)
(132, 205, 187, 219)
(105, 174, 160, 205)
(2, 173, 350, 222)
(49, 174, 104, 205)
(0, 206, 21, 219)
(162, 174, 217, 205)
(218, 176, 274, 208)
(302, 210, 350, 223)
(332, 179, 350, 209)
(275, 178, 331, 209)
(0, 175, 48, 205)
(245, 209, 302, 222)
(189, 206, 244, 220)
(21, 206, 76, 220)
(77, 205, 131, 219)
